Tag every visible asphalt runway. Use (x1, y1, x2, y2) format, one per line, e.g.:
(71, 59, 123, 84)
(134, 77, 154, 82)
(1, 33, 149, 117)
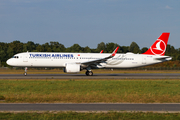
(0, 103, 180, 112)
(0, 73, 180, 79)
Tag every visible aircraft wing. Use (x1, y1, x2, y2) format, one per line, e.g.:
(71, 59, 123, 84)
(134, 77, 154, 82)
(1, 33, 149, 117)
(81, 47, 119, 65)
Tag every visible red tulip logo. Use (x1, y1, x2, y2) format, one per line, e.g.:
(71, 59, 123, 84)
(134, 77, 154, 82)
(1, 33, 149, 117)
(150, 39, 166, 55)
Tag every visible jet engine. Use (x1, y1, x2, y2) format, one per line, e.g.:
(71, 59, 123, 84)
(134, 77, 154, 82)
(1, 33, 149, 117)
(63, 63, 80, 73)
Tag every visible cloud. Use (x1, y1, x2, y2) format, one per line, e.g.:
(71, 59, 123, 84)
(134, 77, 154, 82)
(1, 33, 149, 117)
(165, 5, 172, 9)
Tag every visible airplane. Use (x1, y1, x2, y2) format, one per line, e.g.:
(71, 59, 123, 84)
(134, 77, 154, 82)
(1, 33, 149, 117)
(6, 33, 172, 76)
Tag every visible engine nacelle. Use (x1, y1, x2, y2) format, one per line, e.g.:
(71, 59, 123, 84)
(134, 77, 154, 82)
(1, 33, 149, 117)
(63, 63, 80, 73)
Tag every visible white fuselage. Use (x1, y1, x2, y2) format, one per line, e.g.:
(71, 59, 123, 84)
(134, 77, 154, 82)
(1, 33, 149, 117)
(6, 52, 171, 69)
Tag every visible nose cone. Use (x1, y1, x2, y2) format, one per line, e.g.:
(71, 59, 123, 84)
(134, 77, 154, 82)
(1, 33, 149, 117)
(6, 59, 13, 66)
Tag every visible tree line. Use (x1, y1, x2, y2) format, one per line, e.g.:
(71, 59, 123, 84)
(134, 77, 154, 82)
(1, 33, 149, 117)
(0, 40, 179, 67)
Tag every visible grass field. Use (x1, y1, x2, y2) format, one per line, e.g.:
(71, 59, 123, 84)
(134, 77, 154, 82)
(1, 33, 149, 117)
(1, 79, 180, 103)
(1, 68, 180, 74)
(1, 112, 180, 120)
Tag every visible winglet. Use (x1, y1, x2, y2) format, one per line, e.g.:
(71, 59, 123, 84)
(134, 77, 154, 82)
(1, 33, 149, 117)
(100, 50, 103, 53)
(112, 47, 119, 56)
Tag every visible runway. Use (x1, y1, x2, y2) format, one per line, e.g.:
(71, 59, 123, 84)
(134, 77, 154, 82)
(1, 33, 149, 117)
(0, 103, 180, 112)
(1, 73, 180, 79)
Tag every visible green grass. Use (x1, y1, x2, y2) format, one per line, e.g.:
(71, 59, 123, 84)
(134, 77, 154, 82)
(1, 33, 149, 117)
(1, 112, 180, 120)
(1, 79, 180, 103)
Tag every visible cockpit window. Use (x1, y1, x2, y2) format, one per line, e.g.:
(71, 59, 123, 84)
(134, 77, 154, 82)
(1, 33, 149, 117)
(12, 56, 19, 59)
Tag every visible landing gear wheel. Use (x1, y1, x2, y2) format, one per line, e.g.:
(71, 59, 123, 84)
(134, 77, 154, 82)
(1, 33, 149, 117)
(86, 71, 89, 76)
(88, 71, 93, 76)
(85, 71, 93, 76)
(24, 72, 27, 76)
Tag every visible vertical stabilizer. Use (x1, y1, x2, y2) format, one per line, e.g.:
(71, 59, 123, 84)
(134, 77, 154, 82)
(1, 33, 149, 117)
(143, 33, 170, 56)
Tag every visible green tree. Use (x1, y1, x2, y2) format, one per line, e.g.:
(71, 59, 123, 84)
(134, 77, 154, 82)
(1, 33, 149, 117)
(36, 45, 44, 52)
(176, 54, 180, 60)
(106, 43, 120, 53)
(66, 44, 82, 52)
(8, 41, 23, 54)
(0, 42, 8, 62)
(165, 44, 171, 55)
(0, 50, 6, 63)
(50, 42, 66, 52)
(7, 47, 14, 59)
(83, 46, 91, 53)
(141, 47, 148, 54)
(43, 43, 52, 52)
(26, 41, 36, 52)
(120, 46, 129, 53)
(129, 42, 140, 53)
(96, 42, 106, 53)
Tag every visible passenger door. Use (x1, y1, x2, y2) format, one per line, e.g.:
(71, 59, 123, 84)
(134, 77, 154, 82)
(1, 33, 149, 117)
(23, 53, 28, 62)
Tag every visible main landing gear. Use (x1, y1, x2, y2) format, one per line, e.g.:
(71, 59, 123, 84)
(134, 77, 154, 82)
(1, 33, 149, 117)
(85, 70, 93, 76)
(24, 67, 27, 76)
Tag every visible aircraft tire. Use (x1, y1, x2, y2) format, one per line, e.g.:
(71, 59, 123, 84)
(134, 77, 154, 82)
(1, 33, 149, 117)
(88, 71, 93, 76)
(24, 72, 27, 76)
(85, 71, 89, 76)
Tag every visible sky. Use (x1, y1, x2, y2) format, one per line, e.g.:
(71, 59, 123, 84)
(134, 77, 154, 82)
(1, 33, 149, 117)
(0, 0, 180, 49)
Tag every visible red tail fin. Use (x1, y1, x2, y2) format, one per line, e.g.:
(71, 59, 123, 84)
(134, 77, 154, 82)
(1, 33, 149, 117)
(143, 33, 170, 56)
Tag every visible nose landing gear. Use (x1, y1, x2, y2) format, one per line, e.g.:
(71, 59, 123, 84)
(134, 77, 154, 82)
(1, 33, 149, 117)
(24, 67, 27, 76)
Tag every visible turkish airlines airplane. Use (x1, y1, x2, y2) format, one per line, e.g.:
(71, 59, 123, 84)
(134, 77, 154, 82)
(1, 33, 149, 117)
(6, 33, 172, 76)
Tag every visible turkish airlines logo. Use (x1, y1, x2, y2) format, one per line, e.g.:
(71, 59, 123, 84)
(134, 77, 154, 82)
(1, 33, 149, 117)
(150, 39, 166, 55)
